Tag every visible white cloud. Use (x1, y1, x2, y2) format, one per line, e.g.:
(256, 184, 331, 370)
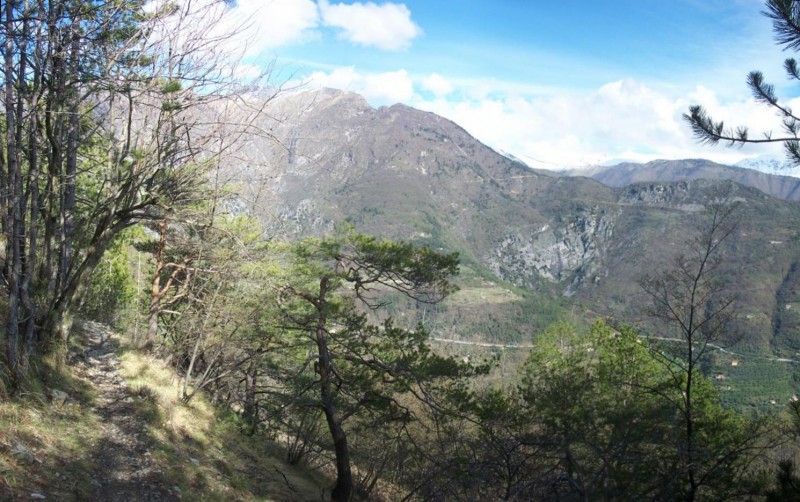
(155, 0, 422, 61)
(421, 73, 453, 97)
(146, 0, 319, 61)
(306, 67, 414, 103)
(410, 78, 787, 169)
(225, 0, 320, 55)
(296, 63, 789, 168)
(363, 70, 415, 102)
(318, 0, 422, 51)
(306, 66, 361, 90)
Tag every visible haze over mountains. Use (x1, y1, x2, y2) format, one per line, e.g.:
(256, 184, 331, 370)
(236, 88, 800, 407)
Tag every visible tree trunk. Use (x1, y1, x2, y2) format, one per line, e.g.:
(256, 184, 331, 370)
(55, 21, 80, 303)
(4, 0, 22, 384)
(314, 277, 353, 502)
(241, 361, 258, 436)
(22, 106, 40, 360)
(685, 348, 696, 501)
(22, 7, 44, 358)
(146, 218, 167, 347)
(44, 227, 117, 355)
(326, 404, 353, 502)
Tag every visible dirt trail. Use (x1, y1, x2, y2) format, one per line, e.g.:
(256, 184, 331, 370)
(71, 321, 179, 501)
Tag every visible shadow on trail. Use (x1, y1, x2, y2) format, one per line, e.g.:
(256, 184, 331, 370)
(74, 322, 183, 501)
(73, 321, 326, 501)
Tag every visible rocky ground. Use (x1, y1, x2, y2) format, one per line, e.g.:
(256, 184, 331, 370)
(71, 321, 179, 501)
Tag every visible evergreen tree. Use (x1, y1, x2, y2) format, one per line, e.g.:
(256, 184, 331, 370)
(685, 0, 800, 166)
(272, 229, 473, 502)
(0, 0, 271, 387)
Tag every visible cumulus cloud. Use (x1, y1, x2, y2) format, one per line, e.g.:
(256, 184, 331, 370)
(306, 67, 414, 103)
(420, 73, 453, 97)
(298, 63, 787, 167)
(202, 0, 421, 56)
(411, 78, 787, 168)
(318, 0, 422, 51)
(222, 0, 320, 55)
(362, 70, 415, 102)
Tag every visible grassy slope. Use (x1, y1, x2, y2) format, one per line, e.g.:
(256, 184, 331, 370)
(0, 374, 101, 500)
(0, 326, 327, 501)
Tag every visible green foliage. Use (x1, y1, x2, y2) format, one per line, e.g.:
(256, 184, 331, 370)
(511, 320, 774, 499)
(271, 228, 475, 500)
(161, 100, 183, 112)
(275, 230, 472, 406)
(79, 231, 138, 325)
(289, 225, 460, 304)
(161, 80, 183, 93)
(766, 459, 800, 501)
(519, 321, 677, 498)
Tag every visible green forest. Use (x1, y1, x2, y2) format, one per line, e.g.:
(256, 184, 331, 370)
(4, 0, 800, 501)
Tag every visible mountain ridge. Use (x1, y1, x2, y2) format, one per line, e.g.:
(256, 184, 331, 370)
(229, 88, 800, 407)
(567, 158, 800, 201)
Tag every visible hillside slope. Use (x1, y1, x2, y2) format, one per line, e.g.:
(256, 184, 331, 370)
(232, 89, 800, 406)
(0, 322, 326, 501)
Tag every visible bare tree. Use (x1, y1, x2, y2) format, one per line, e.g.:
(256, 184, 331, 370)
(640, 196, 741, 501)
(1, 0, 277, 384)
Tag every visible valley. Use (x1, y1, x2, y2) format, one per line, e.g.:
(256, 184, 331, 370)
(6, 1, 800, 499)
(228, 88, 800, 410)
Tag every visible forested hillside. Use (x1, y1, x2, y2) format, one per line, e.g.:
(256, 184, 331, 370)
(3, 1, 800, 501)
(233, 87, 800, 410)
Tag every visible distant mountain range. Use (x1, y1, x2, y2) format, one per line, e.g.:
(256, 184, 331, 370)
(565, 159, 800, 201)
(232, 88, 800, 408)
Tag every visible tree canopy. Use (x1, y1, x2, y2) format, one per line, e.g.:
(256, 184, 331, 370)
(271, 229, 472, 501)
(0, 0, 272, 386)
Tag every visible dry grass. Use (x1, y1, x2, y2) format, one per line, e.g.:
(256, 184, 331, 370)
(116, 336, 329, 501)
(445, 283, 521, 306)
(0, 330, 329, 501)
(0, 365, 103, 500)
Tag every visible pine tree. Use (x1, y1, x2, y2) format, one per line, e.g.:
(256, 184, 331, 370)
(273, 229, 472, 502)
(685, 0, 800, 165)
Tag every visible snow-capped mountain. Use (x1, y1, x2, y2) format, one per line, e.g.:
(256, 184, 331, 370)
(735, 155, 800, 178)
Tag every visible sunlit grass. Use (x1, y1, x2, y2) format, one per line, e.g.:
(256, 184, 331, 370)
(116, 334, 328, 500)
(0, 372, 102, 499)
(119, 346, 216, 447)
(445, 284, 521, 306)
(0, 328, 328, 501)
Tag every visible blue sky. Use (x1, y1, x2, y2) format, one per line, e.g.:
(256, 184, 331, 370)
(221, 0, 796, 168)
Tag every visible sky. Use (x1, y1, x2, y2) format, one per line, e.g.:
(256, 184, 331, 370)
(219, 0, 800, 169)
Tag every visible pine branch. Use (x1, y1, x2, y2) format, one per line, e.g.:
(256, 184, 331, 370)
(764, 0, 800, 51)
(747, 71, 800, 123)
(747, 71, 778, 107)
(684, 105, 797, 145)
(784, 57, 800, 80)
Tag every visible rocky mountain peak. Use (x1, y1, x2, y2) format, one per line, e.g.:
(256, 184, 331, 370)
(270, 87, 372, 122)
(220, 87, 800, 410)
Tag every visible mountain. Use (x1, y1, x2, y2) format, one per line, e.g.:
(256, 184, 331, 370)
(569, 158, 800, 201)
(735, 155, 800, 178)
(234, 88, 800, 408)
